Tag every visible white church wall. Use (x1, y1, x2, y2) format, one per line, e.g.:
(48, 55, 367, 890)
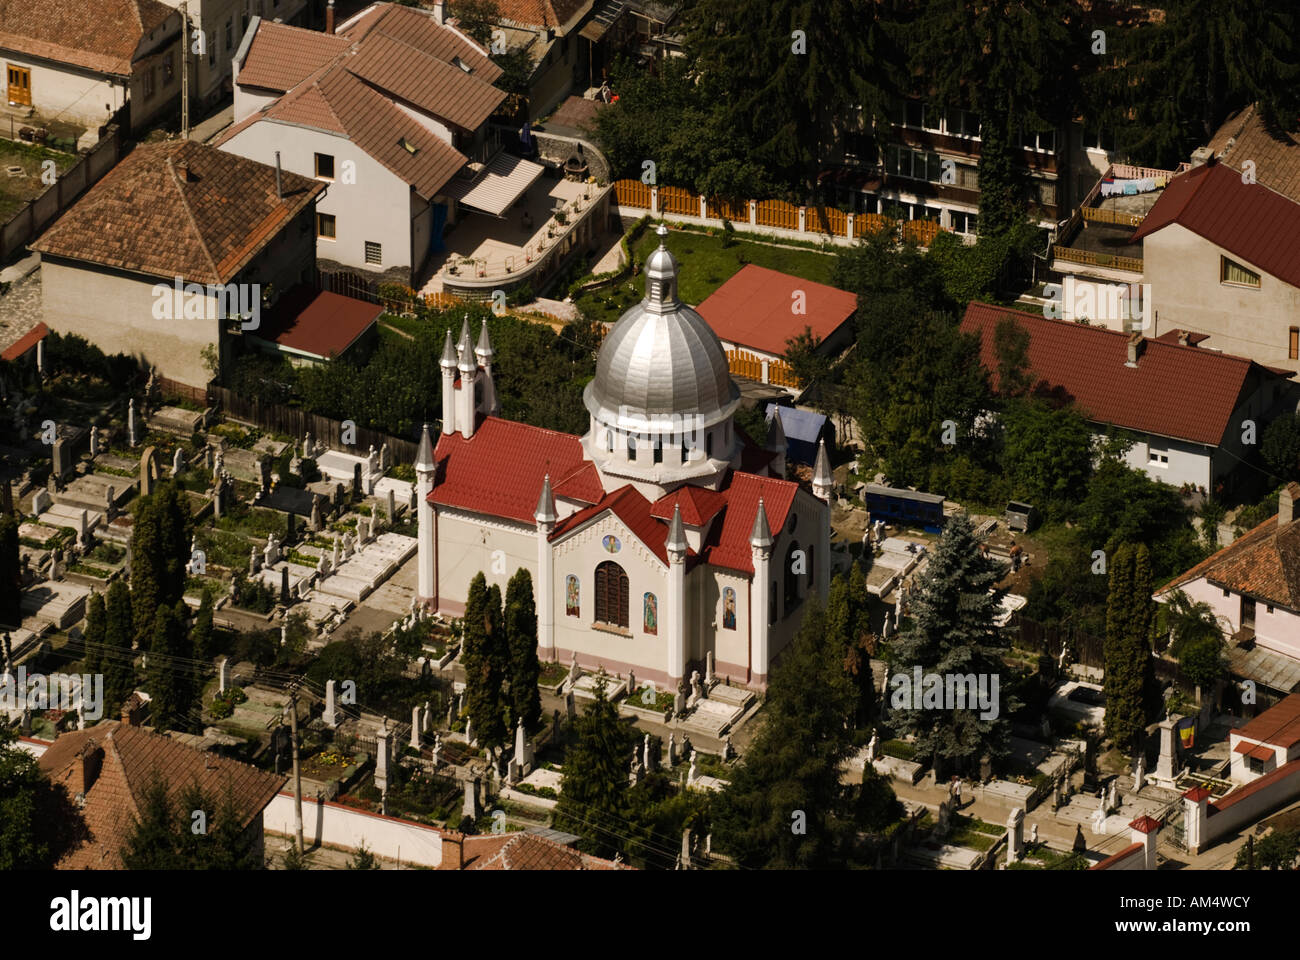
(765, 492, 829, 664)
(703, 568, 751, 680)
(435, 508, 537, 615)
(552, 512, 672, 683)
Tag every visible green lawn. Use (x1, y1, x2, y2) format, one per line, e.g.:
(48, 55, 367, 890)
(574, 227, 839, 324)
(0, 139, 78, 221)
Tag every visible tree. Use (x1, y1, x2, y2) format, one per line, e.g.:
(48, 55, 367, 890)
(191, 588, 214, 664)
(83, 591, 107, 677)
(1235, 829, 1300, 870)
(460, 574, 509, 755)
(447, 0, 499, 45)
(0, 513, 19, 626)
(1164, 590, 1227, 690)
(0, 726, 89, 869)
(103, 579, 137, 714)
(147, 602, 195, 733)
(553, 676, 636, 860)
(1104, 543, 1157, 753)
(1261, 413, 1300, 482)
(888, 513, 1014, 775)
(130, 481, 190, 646)
(504, 568, 541, 733)
(625, 770, 712, 870)
(1000, 399, 1094, 515)
(824, 564, 875, 735)
(712, 599, 860, 868)
(121, 779, 262, 869)
(1079, 459, 1204, 580)
(993, 316, 1033, 399)
(347, 842, 381, 870)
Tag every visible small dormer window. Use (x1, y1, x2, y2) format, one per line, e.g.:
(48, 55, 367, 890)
(399, 137, 419, 156)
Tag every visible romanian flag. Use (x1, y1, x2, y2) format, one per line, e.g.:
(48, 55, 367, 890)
(1178, 717, 1196, 749)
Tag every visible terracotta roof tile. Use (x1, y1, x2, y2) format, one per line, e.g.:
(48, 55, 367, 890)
(1158, 507, 1300, 609)
(695, 264, 857, 356)
(31, 141, 323, 285)
(0, 0, 175, 76)
(251, 286, 381, 358)
(650, 485, 727, 527)
(1208, 104, 1300, 205)
(463, 831, 630, 869)
(1131, 161, 1300, 290)
(960, 301, 1284, 447)
(341, 3, 502, 84)
(494, 0, 592, 31)
(39, 722, 286, 869)
(1234, 693, 1300, 749)
(552, 484, 676, 564)
(552, 460, 605, 504)
(702, 471, 798, 574)
(234, 20, 352, 92)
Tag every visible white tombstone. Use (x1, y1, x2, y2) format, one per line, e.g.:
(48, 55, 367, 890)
(375, 728, 392, 794)
(1133, 753, 1146, 793)
(127, 398, 137, 446)
(332, 536, 341, 569)
(89, 427, 99, 457)
(705, 651, 715, 685)
(78, 509, 90, 548)
(323, 678, 337, 727)
(1031, 823, 1039, 845)
(465, 716, 474, 746)
(423, 700, 432, 734)
(688, 750, 698, 784)
(643, 733, 653, 772)
(667, 732, 676, 766)
(303, 432, 312, 460)
(32, 488, 51, 515)
(218, 658, 230, 694)
(386, 487, 396, 525)
(411, 706, 422, 749)
(1006, 808, 1025, 862)
(1155, 719, 1178, 781)
(867, 729, 879, 763)
(171, 447, 184, 477)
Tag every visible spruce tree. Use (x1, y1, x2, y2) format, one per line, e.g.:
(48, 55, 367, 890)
(83, 591, 106, 677)
(713, 599, 860, 868)
(0, 513, 19, 626)
(553, 677, 635, 860)
(103, 579, 137, 715)
(1104, 542, 1157, 753)
(131, 481, 190, 646)
(888, 513, 1013, 776)
(122, 780, 261, 870)
(505, 568, 541, 733)
(147, 602, 194, 733)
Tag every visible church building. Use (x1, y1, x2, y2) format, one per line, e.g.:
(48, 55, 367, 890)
(414, 227, 833, 689)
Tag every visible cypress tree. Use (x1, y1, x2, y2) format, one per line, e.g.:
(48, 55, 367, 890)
(103, 579, 137, 715)
(131, 481, 190, 646)
(825, 563, 876, 735)
(478, 584, 510, 752)
(505, 568, 541, 733)
(147, 602, 194, 733)
(191, 589, 214, 664)
(0, 513, 19, 626)
(888, 513, 1013, 776)
(1104, 542, 1157, 753)
(553, 677, 635, 860)
(83, 592, 106, 677)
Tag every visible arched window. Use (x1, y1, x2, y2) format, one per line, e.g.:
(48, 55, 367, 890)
(784, 540, 801, 614)
(653, 436, 663, 463)
(681, 436, 689, 463)
(627, 435, 637, 461)
(605, 430, 613, 451)
(706, 432, 713, 458)
(595, 560, 629, 628)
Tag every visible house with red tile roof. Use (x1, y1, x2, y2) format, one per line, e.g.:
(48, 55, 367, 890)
(696, 264, 858, 365)
(1156, 484, 1300, 670)
(1225, 693, 1300, 782)
(0, 0, 182, 141)
(1129, 157, 1300, 374)
(30, 140, 329, 389)
(38, 719, 286, 869)
(216, 2, 539, 286)
(960, 301, 1295, 494)
(413, 228, 831, 689)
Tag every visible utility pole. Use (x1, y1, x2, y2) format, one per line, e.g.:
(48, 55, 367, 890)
(180, 1, 190, 139)
(287, 682, 304, 853)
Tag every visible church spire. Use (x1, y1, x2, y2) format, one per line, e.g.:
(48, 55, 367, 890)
(534, 473, 557, 524)
(415, 422, 436, 472)
(475, 317, 495, 363)
(749, 497, 773, 548)
(665, 503, 687, 555)
(440, 329, 457, 368)
(812, 438, 833, 502)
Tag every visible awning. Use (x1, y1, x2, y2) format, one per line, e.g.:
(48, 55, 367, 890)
(579, 0, 626, 42)
(1233, 740, 1276, 762)
(442, 152, 545, 217)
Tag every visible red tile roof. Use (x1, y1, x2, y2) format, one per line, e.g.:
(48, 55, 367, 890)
(1214, 756, 1300, 812)
(0, 321, 48, 362)
(703, 472, 798, 574)
(1131, 160, 1300, 289)
(461, 831, 630, 869)
(552, 460, 604, 504)
(960, 301, 1284, 447)
(650, 485, 727, 527)
(0, 0, 176, 76)
(431, 416, 588, 523)
(1157, 499, 1300, 609)
(1207, 103, 1300, 206)
(251, 286, 380, 359)
(552, 484, 679, 564)
(342, 3, 502, 84)
(31, 141, 323, 285)
(695, 264, 857, 356)
(39, 721, 286, 870)
(1234, 693, 1300, 749)
(234, 21, 352, 92)
(494, 0, 592, 31)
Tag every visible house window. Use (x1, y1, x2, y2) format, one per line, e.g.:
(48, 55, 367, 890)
(316, 213, 336, 239)
(594, 560, 629, 628)
(1290, 327, 1298, 360)
(143, 67, 156, 99)
(653, 437, 662, 464)
(315, 153, 335, 180)
(1019, 129, 1056, 153)
(364, 242, 382, 265)
(950, 211, 977, 235)
(1222, 588, 1230, 598)
(1221, 256, 1260, 288)
(627, 435, 636, 461)
(783, 541, 802, 614)
(1148, 445, 1169, 466)
(225, 19, 233, 50)
(886, 145, 943, 183)
(162, 52, 175, 83)
(1247, 754, 1267, 775)
(1084, 128, 1115, 152)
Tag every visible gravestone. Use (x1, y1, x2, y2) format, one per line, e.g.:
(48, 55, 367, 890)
(78, 509, 90, 549)
(323, 679, 337, 727)
(32, 488, 52, 515)
(249, 547, 260, 576)
(375, 728, 392, 794)
(705, 651, 714, 685)
(52, 438, 71, 482)
(104, 485, 116, 521)
(139, 446, 159, 497)
(408, 483, 417, 512)
(127, 399, 138, 447)
(386, 487, 396, 526)
(351, 463, 362, 501)
(411, 706, 422, 749)
(88, 427, 99, 458)
(1006, 808, 1025, 862)
(279, 566, 290, 605)
(171, 447, 184, 477)
(310, 494, 322, 532)
(218, 658, 229, 694)
(463, 776, 481, 820)
(258, 456, 272, 496)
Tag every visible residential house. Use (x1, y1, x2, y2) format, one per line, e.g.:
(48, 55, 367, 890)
(1156, 484, 1300, 679)
(38, 717, 286, 869)
(960, 302, 1297, 495)
(245, 285, 381, 366)
(155, 0, 313, 107)
(30, 140, 325, 389)
(218, 3, 529, 286)
(1226, 694, 1300, 783)
(0, 0, 183, 143)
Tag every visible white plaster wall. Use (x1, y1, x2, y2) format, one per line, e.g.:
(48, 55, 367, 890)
(1171, 574, 1300, 658)
(1, 56, 124, 131)
(263, 793, 445, 867)
(1117, 434, 1212, 490)
(219, 119, 413, 272)
(392, 99, 454, 147)
(435, 508, 536, 613)
(1145, 222, 1300, 372)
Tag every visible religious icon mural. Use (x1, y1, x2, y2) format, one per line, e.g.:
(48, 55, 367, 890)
(722, 587, 737, 630)
(566, 575, 580, 616)
(643, 592, 658, 635)
(602, 534, 621, 553)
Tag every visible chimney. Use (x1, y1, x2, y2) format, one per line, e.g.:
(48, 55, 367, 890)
(1177, 329, 1191, 346)
(1125, 331, 1144, 367)
(433, 1, 445, 25)
(121, 695, 143, 726)
(326, 0, 335, 34)
(76, 743, 104, 797)
(443, 830, 464, 869)
(1279, 482, 1300, 527)
(1190, 146, 1213, 168)
(176, 159, 191, 182)
(274, 151, 283, 200)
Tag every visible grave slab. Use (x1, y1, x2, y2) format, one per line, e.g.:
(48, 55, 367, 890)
(20, 581, 90, 629)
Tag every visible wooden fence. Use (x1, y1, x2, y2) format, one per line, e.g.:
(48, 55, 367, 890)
(208, 384, 422, 463)
(1051, 245, 1144, 274)
(1014, 615, 1105, 670)
(726, 348, 800, 389)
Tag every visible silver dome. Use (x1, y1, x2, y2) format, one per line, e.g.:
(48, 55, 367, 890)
(585, 226, 739, 432)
